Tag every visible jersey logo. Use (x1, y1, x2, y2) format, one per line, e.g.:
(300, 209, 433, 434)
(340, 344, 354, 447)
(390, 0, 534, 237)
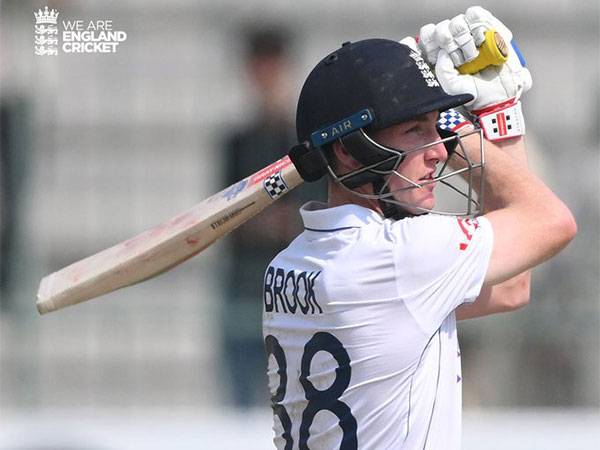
(457, 218, 479, 251)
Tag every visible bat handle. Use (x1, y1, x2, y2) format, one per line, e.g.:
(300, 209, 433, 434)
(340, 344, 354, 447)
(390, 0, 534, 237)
(458, 29, 509, 74)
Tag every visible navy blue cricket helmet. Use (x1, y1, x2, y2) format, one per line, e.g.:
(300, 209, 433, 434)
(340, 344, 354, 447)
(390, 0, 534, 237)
(296, 39, 472, 147)
(293, 39, 482, 218)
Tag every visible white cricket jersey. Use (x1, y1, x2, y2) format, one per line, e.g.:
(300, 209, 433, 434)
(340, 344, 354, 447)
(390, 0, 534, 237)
(263, 201, 493, 450)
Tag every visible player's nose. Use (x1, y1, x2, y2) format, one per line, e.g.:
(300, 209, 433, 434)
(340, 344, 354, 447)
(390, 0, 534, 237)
(424, 136, 448, 164)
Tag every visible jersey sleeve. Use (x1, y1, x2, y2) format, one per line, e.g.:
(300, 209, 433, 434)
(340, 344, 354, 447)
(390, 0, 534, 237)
(392, 214, 493, 333)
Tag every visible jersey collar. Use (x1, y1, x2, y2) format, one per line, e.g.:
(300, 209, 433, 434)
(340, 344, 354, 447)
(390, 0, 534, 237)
(300, 201, 384, 232)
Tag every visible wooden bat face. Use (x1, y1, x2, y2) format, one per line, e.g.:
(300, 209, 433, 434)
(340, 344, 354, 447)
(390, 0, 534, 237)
(37, 156, 303, 314)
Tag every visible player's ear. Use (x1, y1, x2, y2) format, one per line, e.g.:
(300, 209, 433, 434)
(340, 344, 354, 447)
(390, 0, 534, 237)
(332, 140, 359, 171)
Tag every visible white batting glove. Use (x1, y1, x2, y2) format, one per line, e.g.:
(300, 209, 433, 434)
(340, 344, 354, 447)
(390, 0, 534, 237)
(419, 7, 532, 141)
(417, 24, 440, 65)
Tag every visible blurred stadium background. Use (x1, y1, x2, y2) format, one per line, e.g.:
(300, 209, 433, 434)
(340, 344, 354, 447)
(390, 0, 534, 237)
(1, 0, 598, 448)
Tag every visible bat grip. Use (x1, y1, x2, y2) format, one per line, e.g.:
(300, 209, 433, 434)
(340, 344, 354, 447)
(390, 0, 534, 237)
(458, 29, 509, 74)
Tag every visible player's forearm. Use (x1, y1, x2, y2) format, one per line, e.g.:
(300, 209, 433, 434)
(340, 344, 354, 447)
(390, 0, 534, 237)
(492, 136, 529, 168)
(479, 136, 529, 213)
(450, 134, 529, 210)
(462, 134, 561, 217)
(463, 134, 575, 284)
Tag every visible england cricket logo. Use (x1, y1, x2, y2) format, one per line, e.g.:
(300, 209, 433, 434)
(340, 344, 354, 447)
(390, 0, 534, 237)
(34, 6, 59, 56)
(34, 5, 127, 56)
(409, 51, 440, 88)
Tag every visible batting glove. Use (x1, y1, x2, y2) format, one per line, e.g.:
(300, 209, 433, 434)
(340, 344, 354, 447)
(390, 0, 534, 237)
(419, 6, 532, 141)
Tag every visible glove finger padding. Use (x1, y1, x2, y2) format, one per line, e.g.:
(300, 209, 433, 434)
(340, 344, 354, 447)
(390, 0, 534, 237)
(465, 6, 512, 45)
(432, 10, 532, 111)
(418, 24, 439, 65)
(448, 14, 478, 64)
(433, 15, 478, 67)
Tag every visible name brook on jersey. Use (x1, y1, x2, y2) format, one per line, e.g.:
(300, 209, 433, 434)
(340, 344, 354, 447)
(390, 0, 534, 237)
(263, 266, 322, 314)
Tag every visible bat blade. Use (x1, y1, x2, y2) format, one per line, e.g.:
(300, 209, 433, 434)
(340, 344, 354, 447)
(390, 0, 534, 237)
(36, 156, 303, 315)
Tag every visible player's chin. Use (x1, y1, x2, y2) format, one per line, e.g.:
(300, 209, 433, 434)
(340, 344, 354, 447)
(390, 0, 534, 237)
(402, 193, 436, 215)
(416, 192, 436, 213)
(394, 186, 436, 213)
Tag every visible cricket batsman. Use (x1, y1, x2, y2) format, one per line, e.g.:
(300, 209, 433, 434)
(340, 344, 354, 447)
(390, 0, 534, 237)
(262, 6, 577, 449)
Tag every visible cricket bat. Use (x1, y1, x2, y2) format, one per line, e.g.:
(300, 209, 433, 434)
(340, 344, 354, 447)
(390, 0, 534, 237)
(36, 155, 303, 315)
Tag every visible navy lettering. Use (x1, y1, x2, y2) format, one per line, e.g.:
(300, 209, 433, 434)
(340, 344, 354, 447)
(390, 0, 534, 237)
(307, 271, 322, 313)
(263, 267, 323, 315)
(283, 270, 297, 313)
(264, 266, 275, 312)
(296, 271, 310, 314)
(274, 268, 287, 313)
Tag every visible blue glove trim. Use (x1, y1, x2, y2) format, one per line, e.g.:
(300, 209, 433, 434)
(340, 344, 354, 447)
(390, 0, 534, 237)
(511, 41, 526, 67)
